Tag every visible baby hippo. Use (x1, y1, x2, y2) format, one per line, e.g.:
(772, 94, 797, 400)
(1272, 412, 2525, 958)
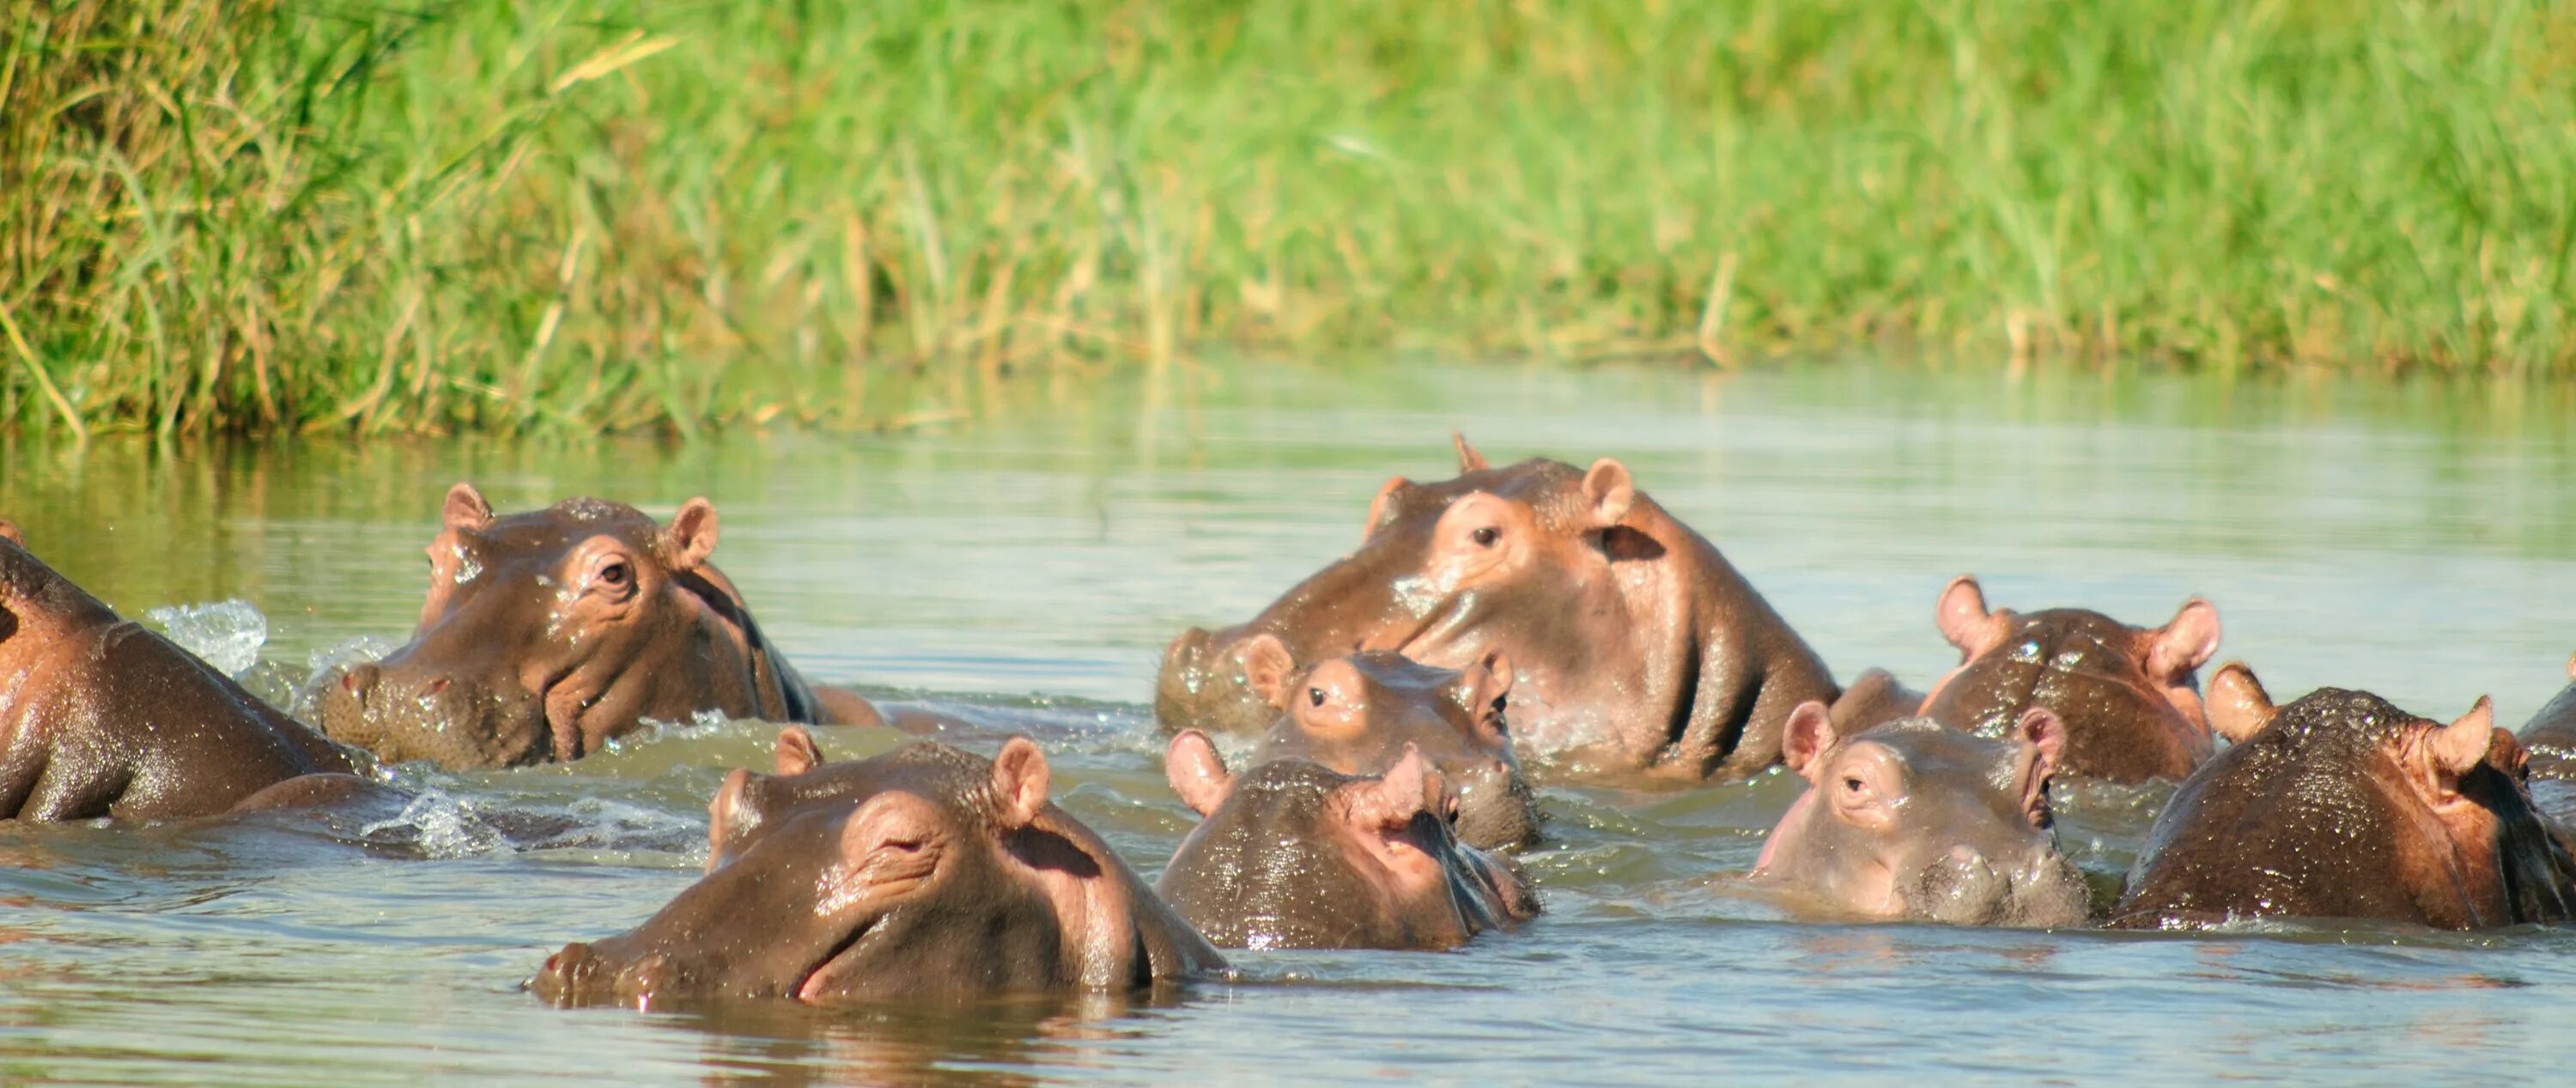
(2112, 665, 2576, 930)
(2518, 653, 2576, 780)
(1752, 702, 2090, 927)
(1230, 634, 1538, 850)
(1157, 732, 1539, 950)
(534, 733, 1224, 1007)
(1921, 575, 2221, 782)
(0, 522, 365, 820)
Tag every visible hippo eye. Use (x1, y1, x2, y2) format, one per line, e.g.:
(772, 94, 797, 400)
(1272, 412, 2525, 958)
(1308, 687, 1327, 708)
(1843, 777, 1864, 793)
(598, 561, 632, 588)
(1471, 526, 1499, 547)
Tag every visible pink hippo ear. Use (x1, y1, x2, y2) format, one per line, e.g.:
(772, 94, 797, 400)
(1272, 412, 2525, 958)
(662, 498, 720, 574)
(706, 768, 756, 873)
(1364, 476, 1410, 541)
(442, 483, 494, 532)
(1935, 575, 2008, 659)
(1453, 432, 1489, 472)
(2205, 662, 2275, 745)
(1781, 700, 1839, 780)
(774, 726, 823, 776)
(1165, 730, 1235, 817)
(0, 519, 21, 546)
(988, 737, 1052, 829)
(1337, 745, 1448, 832)
(2428, 697, 2496, 779)
(2011, 707, 2068, 825)
(1461, 650, 1514, 738)
(1240, 633, 1297, 710)
(2147, 598, 2223, 681)
(1582, 459, 1634, 526)
(2565, 652, 2575, 683)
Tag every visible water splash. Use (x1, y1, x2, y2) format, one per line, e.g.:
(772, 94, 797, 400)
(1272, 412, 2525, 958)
(358, 787, 512, 859)
(143, 599, 267, 678)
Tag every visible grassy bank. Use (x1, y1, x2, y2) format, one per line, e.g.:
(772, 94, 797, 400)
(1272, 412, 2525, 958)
(4, 0, 2573, 437)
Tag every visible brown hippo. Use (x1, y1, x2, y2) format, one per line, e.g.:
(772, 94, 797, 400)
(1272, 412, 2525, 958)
(1155, 732, 1538, 950)
(1217, 634, 1539, 850)
(2519, 653, 2576, 780)
(1920, 575, 2221, 782)
(2111, 664, 2576, 930)
(0, 524, 367, 820)
(1157, 435, 1877, 781)
(535, 733, 1224, 1007)
(317, 484, 881, 769)
(1751, 702, 2089, 927)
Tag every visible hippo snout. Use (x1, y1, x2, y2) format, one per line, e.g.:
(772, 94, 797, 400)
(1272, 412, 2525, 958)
(532, 942, 599, 1005)
(342, 663, 380, 696)
(1449, 762, 1540, 850)
(1910, 847, 2090, 928)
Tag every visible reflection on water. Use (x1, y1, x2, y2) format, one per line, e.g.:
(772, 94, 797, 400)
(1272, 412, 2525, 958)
(0, 361, 2571, 1083)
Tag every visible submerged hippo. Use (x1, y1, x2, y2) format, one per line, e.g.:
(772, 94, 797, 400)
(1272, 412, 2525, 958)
(536, 733, 1224, 1007)
(1751, 702, 2089, 927)
(317, 484, 880, 769)
(2519, 653, 2576, 780)
(2112, 665, 2576, 930)
(1920, 575, 2221, 782)
(1216, 634, 1538, 849)
(1157, 732, 1538, 950)
(0, 524, 366, 820)
(1157, 435, 1875, 781)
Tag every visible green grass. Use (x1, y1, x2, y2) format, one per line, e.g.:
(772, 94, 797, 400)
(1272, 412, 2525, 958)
(4, 0, 2573, 437)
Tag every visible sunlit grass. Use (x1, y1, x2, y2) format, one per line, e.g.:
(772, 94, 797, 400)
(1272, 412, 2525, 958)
(4, 0, 2572, 436)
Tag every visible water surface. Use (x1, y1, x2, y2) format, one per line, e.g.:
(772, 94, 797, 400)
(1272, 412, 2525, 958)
(0, 362, 2573, 1084)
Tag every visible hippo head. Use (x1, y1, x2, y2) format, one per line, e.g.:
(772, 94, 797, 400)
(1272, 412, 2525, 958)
(2115, 666, 2576, 929)
(1753, 703, 2090, 927)
(1920, 575, 2222, 781)
(537, 734, 1222, 1006)
(316, 483, 735, 768)
(1155, 732, 1537, 950)
(1157, 435, 1649, 751)
(1231, 635, 1538, 850)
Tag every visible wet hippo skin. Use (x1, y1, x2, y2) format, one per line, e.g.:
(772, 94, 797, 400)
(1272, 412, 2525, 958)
(1157, 435, 1884, 781)
(2112, 664, 2576, 930)
(1752, 702, 2089, 927)
(1920, 575, 2221, 782)
(318, 483, 883, 769)
(2518, 653, 2576, 780)
(537, 731, 1224, 1007)
(1218, 635, 1540, 850)
(1156, 732, 1538, 950)
(0, 523, 365, 820)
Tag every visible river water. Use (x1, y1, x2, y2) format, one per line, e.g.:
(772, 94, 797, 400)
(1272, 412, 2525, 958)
(0, 362, 2572, 1084)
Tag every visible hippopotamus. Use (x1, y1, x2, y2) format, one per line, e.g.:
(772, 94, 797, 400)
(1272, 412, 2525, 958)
(0, 523, 367, 820)
(1154, 731, 1539, 950)
(1157, 435, 1879, 780)
(2111, 664, 2576, 930)
(535, 732, 1224, 1007)
(317, 484, 882, 769)
(1750, 702, 2090, 927)
(2519, 653, 2576, 780)
(1207, 634, 1539, 849)
(1919, 575, 2221, 782)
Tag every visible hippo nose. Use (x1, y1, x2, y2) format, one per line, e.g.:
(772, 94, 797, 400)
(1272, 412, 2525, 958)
(532, 942, 598, 1003)
(343, 664, 381, 697)
(1915, 846, 2014, 925)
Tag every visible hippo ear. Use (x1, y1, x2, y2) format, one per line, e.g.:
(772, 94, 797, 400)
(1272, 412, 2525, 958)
(2566, 652, 2575, 683)
(2428, 697, 2495, 778)
(1582, 459, 1634, 526)
(0, 519, 21, 546)
(1165, 729, 1234, 817)
(1364, 476, 1409, 541)
(1337, 745, 1449, 833)
(2147, 598, 2222, 681)
(989, 736, 1052, 829)
(2011, 708, 2067, 825)
(706, 768, 756, 873)
(1466, 649, 1514, 707)
(774, 726, 823, 776)
(1781, 700, 1838, 780)
(662, 498, 720, 574)
(2206, 662, 2275, 745)
(1240, 633, 1297, 710)
(442, 483, 494, 532)
(1935, 575, 2002, 658)
(1453, 432, 1489, 472)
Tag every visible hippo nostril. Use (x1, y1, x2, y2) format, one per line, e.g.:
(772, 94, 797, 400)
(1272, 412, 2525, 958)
(343, 664, 381, 696)
(423, 678, 450, 696)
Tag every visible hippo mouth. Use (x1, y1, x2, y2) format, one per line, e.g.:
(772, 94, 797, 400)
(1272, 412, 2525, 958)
(787, 915, 881, 1004)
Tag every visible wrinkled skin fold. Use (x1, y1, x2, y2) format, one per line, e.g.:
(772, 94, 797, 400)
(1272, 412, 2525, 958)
(534, 732, 1223, 1007)
(0, 525, 363, 820)
(1155, 732, 1539, 950)
(1920, 575, 2222, 782)
(2112, 665, 2576, 930)
(317, 483, 880, 769)
(1752, 703, 2090, 927)
(1157, 436, 1878, 781)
